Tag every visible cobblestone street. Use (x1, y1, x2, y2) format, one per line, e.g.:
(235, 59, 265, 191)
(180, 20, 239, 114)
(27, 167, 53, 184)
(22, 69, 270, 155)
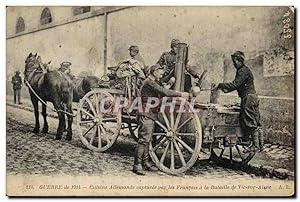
(6, 105, 293, 183)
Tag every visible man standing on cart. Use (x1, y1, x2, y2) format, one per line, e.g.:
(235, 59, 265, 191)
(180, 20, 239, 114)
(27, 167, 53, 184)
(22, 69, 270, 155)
(133, 64, 190, 175)
(128, 45, 146, 69)
(215, 51, 264, 153)
(157, 39, 203, 92)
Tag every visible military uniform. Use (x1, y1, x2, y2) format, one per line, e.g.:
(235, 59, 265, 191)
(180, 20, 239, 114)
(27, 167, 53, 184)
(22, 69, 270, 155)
(132, 53, 146, 69)
(157, 39, 201, 92)
(157, 49, 177, 79)
(12, 71, 22, 104)
(58, 62, 75, 80)
(133, 64, 183, 175)
(217, 51, 263, 151)
(128, 46, 146, 67)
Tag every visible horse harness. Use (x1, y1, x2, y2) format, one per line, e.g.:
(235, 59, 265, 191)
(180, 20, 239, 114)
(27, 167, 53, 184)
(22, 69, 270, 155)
(24, 66, 76, 117)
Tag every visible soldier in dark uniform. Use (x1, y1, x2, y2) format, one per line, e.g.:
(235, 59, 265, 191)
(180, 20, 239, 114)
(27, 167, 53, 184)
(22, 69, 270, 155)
(157, 39, 202, 92)
(12, 71, 23, 104)
(216, 51, 264, 152)
(133, 64, 190, 175)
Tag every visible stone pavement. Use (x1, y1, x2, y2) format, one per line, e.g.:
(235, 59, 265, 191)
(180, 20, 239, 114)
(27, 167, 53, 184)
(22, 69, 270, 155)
(6, 95, 295, 179)
(247, 144, 294, 179)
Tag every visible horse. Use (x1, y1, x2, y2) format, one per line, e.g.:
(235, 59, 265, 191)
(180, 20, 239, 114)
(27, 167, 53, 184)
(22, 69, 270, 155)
(71, 75, 100, 102)
(24, 53, 74, 141)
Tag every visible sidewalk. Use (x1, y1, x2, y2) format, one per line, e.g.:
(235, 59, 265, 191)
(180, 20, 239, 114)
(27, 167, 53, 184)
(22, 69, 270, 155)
(6, 95, 295, 179)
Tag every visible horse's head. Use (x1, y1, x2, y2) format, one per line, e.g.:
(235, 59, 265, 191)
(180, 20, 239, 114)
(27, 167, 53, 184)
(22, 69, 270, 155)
(24, 52, 44, 81)
(25, 52, 37, 70)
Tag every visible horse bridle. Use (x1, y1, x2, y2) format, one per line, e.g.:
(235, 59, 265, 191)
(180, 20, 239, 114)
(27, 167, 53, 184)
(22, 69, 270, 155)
(24, 61, 44, 83)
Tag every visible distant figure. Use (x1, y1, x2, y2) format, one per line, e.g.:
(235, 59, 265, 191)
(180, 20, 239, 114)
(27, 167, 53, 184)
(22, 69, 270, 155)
(12, 71, 23, 104)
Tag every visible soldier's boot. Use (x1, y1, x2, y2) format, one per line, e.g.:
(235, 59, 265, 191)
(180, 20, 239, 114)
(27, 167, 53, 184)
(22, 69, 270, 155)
(243, 131, 260, 153)
(133, 145, 146, 176)
(14, 93, 17, 104)
(258, 127, 264, 151)
(143, 144, 158, 172)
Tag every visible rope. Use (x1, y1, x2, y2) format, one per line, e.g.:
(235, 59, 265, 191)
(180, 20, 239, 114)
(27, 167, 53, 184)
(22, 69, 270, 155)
(24, 79, 76, 117)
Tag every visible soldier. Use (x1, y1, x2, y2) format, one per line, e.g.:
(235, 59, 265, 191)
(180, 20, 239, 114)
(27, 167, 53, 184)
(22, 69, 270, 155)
(157, 39, 203, 91)
(128, 45, 146, 69)
(58, 62, 75, 80)
(215, 51, 264, 152)
(133, 64, 190, 175)
(116, 46, 146, 81)
(11, 71, 23, 104)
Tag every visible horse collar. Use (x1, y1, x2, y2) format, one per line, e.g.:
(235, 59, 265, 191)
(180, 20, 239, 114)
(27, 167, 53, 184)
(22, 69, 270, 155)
(26, 68, 39, 83)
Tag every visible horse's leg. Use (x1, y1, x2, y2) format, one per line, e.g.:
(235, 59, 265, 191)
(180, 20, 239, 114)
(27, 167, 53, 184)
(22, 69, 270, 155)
(62, 106, 67, 132)
(42, 102, 48, 133)
(65, 101, 73, 141)
(53, 101, 65, 140)
(32, 98, 40, 134)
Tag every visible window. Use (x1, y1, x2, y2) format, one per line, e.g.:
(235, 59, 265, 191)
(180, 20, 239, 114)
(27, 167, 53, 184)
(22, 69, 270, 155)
(40, 7, 52, 25)
(73, 6, 91, 16)
(16, 17, 25, 33)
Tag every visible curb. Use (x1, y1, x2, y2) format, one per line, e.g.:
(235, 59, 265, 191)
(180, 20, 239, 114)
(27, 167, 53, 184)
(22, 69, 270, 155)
(7, 102, 294, 180)
(210, 161, 294, 180)
(245, 163, 294, 180)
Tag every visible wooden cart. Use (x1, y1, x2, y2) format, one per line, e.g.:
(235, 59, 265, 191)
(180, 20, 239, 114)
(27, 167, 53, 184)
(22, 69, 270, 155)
(75, 43, 256, 175)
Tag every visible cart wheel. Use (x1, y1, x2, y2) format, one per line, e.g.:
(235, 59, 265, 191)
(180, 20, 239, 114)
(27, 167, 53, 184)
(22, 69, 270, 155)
(149, 101, 202, 175)
(76, 89, 121, 152)
(128, 121, 141, 142)
(210, 142, 256, 167)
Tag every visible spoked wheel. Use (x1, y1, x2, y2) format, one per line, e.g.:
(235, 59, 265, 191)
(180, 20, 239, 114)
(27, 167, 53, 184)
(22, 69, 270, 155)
(210, 140, 256, 168)
(149, 101, 202, 175)
(76, 89, 121, 152)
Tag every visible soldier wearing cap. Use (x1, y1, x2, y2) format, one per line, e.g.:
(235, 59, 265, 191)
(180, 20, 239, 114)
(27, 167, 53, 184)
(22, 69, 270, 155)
(12, 70, 23, 104)
(216, 51, 264, 152)
(114, 45, 146, 79)
(128, 45, 146, 69)
(132, 64, 190, 175)
(157, 39, 203, 91)
(58, 62, 75, 80)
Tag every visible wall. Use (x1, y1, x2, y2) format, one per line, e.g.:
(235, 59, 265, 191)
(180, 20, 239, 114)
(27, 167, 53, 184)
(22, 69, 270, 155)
(106, 6, 295, 146)
(6, 6, 105, 96)
(106, 7, 294, 84)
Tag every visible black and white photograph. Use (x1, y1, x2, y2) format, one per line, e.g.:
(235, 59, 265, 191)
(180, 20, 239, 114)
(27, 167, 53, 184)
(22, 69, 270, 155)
(5, 6, 295, 197)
